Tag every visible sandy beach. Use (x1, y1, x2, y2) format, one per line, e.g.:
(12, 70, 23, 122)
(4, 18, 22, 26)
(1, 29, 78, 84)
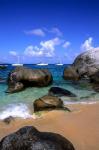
(0, 103, 99, 150)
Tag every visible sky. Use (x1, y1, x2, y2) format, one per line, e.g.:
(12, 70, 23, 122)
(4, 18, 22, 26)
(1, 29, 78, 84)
(0, 0, 99, 64)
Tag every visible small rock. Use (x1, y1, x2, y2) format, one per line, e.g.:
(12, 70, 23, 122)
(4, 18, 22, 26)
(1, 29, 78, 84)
(48, 87, 76, 97)
(3, 116, 14, 124)
(33, 95, 70, 112)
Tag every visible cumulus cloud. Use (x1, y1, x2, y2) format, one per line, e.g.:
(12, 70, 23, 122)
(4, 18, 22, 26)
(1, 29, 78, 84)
(24, 45, 43, 57)
(81, 37, 93, 51)
(24, 37, 62, 57)
(9, 51, 18, 56)
(24, 28, 45, 37)
(63, 41, 71, 48)
(40, 37, 62, 57)
(40, 37, 62, 50)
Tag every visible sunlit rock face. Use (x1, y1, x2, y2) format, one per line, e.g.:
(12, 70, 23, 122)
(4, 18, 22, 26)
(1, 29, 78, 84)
(63, 48, 99, 81)
(73, 48, 99, 77)
(6, 66, 53, 93)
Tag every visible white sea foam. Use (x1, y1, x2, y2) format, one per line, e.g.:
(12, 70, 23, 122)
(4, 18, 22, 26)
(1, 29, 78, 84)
(64, 101, 97, 105)
(0, 103, 33, 120)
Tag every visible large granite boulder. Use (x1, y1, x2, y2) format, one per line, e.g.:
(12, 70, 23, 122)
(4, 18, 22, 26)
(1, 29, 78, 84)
(0, 126, 75, 150)
(6, 67, 53, 93)
(33, 95, 70, 112)
(48, 87, 76, 97)
(73, 48, 99, 77)
(63, 48, 99, 80)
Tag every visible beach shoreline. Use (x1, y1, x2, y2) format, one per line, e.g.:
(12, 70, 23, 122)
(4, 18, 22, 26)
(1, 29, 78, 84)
(0, 102, 99, 150)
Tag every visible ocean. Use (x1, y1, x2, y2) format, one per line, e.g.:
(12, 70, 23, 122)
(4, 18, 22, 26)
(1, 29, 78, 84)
(0, 64, 98, 119)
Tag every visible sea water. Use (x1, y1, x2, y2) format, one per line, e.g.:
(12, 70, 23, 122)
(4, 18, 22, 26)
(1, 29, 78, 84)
(0, 64, 98, 119)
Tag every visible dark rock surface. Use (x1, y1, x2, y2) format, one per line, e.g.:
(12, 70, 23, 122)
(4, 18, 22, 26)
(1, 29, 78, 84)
(48, 87, 76, 97)
(6, 66, 53, 93)
(0, 126, 75, 150)
(3, 116, 14, 124)
(34, 95, 70, 112)
(89, 71, 99, 83)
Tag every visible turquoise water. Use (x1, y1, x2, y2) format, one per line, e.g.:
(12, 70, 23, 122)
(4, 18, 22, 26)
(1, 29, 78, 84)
(0, 64, 99, 119)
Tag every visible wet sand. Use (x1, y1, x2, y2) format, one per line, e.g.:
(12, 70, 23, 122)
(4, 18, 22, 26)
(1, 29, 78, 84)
(0, 103, 99, 150)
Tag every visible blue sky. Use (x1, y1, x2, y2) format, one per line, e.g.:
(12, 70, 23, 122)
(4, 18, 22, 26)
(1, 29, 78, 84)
(0, 0, 99, 64)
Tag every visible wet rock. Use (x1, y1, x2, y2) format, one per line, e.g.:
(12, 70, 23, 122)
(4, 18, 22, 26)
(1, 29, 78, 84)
(6, 82, 24, 93)
(0, 126, 75, 150)
(63, 66, 79, 81)
(3, 116, 14, 124)
(48, 87, 76, 97)
(91, 83, 99, 92)
(89, 71, 99, 83)
(33, 95, 70, 112)
(6, 66, 53, 93)
(88, 71, 99, 92)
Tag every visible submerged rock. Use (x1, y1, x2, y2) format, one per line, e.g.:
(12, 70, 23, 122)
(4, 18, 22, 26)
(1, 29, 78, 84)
(0, 126, 75, 150)
(6, 66, 53, 93)
(48, 87, 76, 97)
(33, 95, 70, 112)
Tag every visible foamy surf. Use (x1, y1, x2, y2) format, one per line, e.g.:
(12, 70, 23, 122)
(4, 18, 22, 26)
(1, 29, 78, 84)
(64, 101, 97, 105)
(0, 103, 33, 120)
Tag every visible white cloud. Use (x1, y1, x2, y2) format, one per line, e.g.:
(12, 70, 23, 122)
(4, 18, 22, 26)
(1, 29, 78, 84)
(50, 27, 62, 36)
(9, 51, 18, 56)
(40, 37, 62, 50)
(24, 27, 63, 37)
(24, 28, 45, 37)
(24, 45, 43, 57)
(24, 37, 62, 57)
(81, 37, 93, 51)
(40, 37, 62, 57)
(63, 41, 71, 48)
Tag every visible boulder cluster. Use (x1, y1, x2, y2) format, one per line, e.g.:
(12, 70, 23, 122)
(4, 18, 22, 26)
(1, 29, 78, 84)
(63, 48, 99, 83)
(1, 48, 99, 149)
